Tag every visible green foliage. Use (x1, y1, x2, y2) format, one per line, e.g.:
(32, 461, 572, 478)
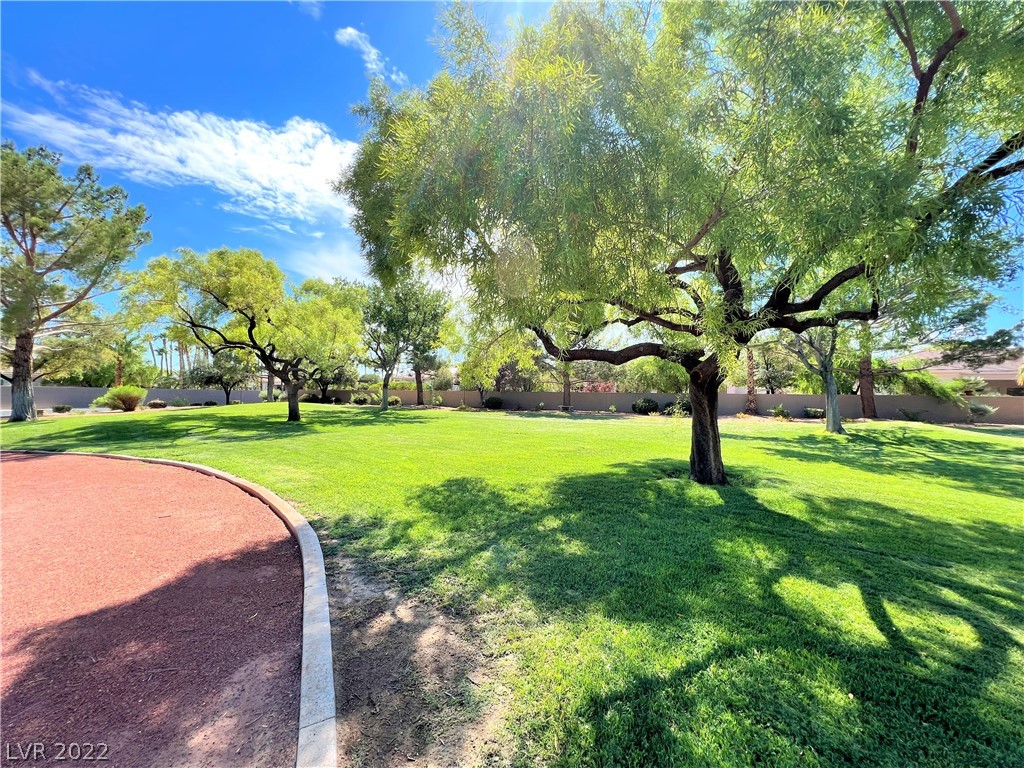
(897, 370, 964, 405)
(387, 395, 402, 407)
(182, 349, 258, 401)
(631, 397, 659, 415)
(661, 396, 692, 417)
(619, 359, 690, 394)
(951, 375, 990, 396)
(966, 401, 998, 424)
(125, 247, 362, 421)
(772, 404, 792, 419)
(430, 394, 444, 406)
(91, 385, 147, 412)
(804, 407, 826, 419)
(146, 400, 167, 409)
(351, 393, 370, 405)
(169, 397, 190, 407)
(52, 405, 73, 413)
(483, 396, 504, 410)
(608, 404, 617, 413)
(431, 368, 455, 391)
(203, 400, 218, 407)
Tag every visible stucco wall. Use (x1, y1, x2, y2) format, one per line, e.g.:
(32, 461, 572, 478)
(0, 386, 263, 410)
(6, 385, 1019, 425)
(328, 389, 1022, 425)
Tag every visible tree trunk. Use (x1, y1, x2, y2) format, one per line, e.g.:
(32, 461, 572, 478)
(8, 332, 37, 422)
(285, 380, 302, 422)
(858, 355, 877, 419)
(414, 367, 424, 406)
(266, 370, 274, 402)
(822, 362, 847, 435)
(562, 369, 571, 408)
(380, 371, 392, 412)
(688, 354, 727, 485)
(744, 347, 758, 415)
(115, 354, 124, 387)
(222, 385, 232, 405)
(178, 343, 186, 380)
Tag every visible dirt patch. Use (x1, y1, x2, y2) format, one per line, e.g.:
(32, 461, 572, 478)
(326, 553, 509, 767)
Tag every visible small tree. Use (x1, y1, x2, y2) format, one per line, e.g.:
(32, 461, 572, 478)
(1, 143, 150, 421)
(363, 276, 448, 411)
(183, 350, 258, 404)
(789, 328, 848, 434)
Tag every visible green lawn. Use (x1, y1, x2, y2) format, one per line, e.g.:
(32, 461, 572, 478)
(3, 405, 1023, 767)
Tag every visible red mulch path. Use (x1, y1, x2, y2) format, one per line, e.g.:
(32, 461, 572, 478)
(0, 452, 303, 768)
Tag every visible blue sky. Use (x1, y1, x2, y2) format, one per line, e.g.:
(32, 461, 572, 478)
(0, 1, 547, 286)
(1, 1, 1020, 332)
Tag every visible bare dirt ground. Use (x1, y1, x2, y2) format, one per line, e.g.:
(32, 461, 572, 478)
(326, 552, 510, 768)
(0, 452, 302, 768)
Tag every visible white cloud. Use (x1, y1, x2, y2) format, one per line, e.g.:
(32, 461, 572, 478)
(3, 73, 358, 226)
(291, 0, 322, 20)
(334, 26, 408, 86)
(281, 231, 368, 282)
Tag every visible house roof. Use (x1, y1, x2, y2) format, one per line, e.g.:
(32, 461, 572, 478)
(898, 349, 1023, 379)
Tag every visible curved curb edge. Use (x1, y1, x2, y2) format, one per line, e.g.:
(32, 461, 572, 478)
(8, 450, 337, 768)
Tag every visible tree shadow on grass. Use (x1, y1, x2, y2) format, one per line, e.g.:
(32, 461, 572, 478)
(726, 425, 1024, 501)
(0, 405, 430, 455)
(329, 460, 1024, 767)
(1, 542, 303, 768)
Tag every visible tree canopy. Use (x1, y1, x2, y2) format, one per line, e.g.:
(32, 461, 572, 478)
(1, 142, 150, 420)
(342, 1, 1023, 483)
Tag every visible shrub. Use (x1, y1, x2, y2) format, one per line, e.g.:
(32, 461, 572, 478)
(203, 400, 218, 407)
(259, 391, 268, 401)
(632, 397, 659, 415)
(300, 393, 319, 402)
(53, 404, 73, 413)
(897, 408, 927, 422)
(735, 412, 752, 419)
(608, 404, 617, 413)
(803, 407, 826, 419)
(771, 403, 791, 419)
(146, 400, 167, 409)
(535, 402, 544, 411)
(91, 386, 147, 412)
(483, 396, 504, 410)
(191, 402, 203, 406)
(966, 400, 998, 424)
(230, 399, 242, 405)
(661, 396, 692, 417)
(169, 397, 191, 407)
(351, 393, 370, 405)
(388, 395, 402, 406)
(430, 394, 444, 406)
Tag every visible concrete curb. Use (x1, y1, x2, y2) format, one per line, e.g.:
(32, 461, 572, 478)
(8, 450, 337, 768)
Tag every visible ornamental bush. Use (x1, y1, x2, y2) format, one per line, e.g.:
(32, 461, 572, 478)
(483, 396, 504, 410)
(661, 397, 692, 417)
(351, 393, 370, 405)
(91, 386, 147, 412)
(203, 400, 218, 407)
(146, 400, 167, 409)
(632, 397, 659, 415)
(803, 407, 825, 419)
(169, 397, 190, 407)
(771, 403, 791, 419)
(388, 395, 402, 406)
(53, 404, 73, 413)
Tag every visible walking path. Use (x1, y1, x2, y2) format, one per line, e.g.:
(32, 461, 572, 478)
(1, 452, 303, 767)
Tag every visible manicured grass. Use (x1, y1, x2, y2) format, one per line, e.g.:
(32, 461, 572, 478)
(3, 405, 1022, 767)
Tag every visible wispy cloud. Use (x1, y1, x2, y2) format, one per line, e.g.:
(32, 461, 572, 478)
(3, 72, 358, 227)
(334, 27, 408, 86)
(291, 0, 322, 20)
(281, 231, 368, 282)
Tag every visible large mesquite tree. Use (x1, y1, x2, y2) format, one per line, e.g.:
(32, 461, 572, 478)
(127, 248, 362, 421)
(1, 143, 149, 421)
(343, 2, 1023, 484)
